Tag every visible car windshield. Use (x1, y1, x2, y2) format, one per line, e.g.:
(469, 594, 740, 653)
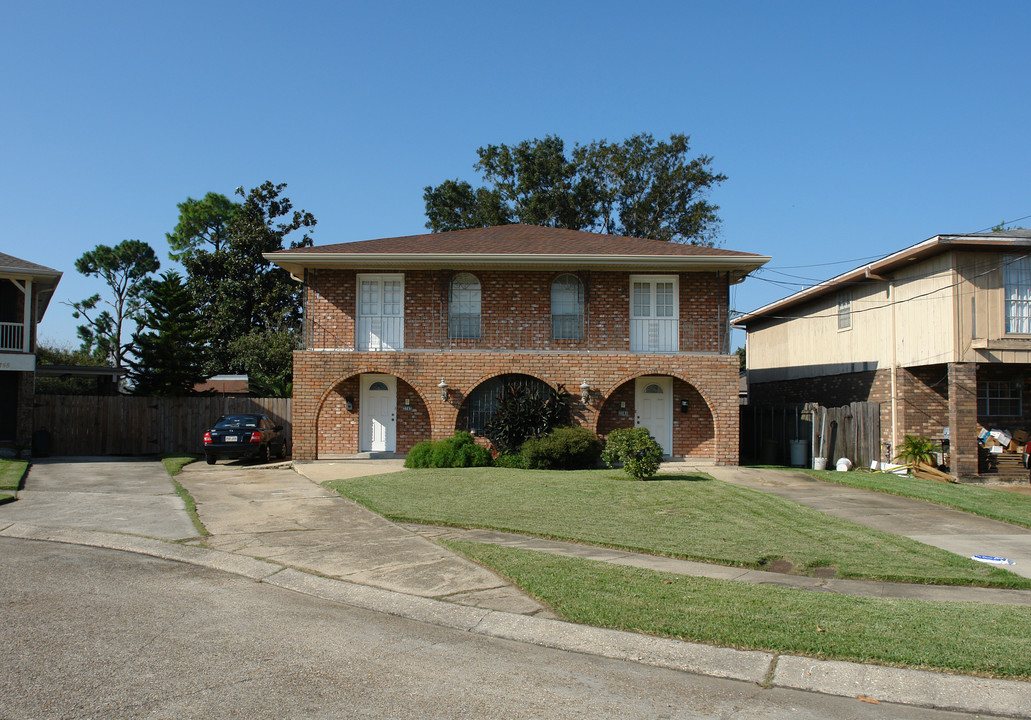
(215, 416, 260, 429)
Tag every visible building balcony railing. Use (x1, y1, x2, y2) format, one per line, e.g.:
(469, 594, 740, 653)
(305, 314, 729, 355)
(0, 321, 25, 352)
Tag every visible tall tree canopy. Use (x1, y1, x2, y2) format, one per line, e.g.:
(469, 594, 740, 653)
(424, 133, 727, 246)
(66, 239, 160, 368)
(170, 181, 316, 377)
(127, 271, 208, 396)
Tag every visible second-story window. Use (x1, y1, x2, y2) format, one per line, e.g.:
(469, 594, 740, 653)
(630, 275, 678, 352)
(449, 272, 481, 339)
(837, 292, 852, 330)
(357, 274, 403, 351)
(551, 274, 584, 340)
(1005, 255, 1031, 334)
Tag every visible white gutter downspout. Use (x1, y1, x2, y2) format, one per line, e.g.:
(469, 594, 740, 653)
(890, 276, 898, 458)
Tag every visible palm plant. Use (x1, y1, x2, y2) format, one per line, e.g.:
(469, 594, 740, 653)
(894, 435, 939, 466)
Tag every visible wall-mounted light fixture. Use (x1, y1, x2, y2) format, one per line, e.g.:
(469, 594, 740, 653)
(580, 380, 590, 405)
(680, 399, 689, 413)
(438, 378, 449, 402)
(345, 396, 355, 412)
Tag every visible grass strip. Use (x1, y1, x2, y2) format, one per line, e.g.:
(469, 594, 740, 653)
(796, 468, 1031, 529)
(0, 458, 28, 492)
(446, 540, 1031, 680)
(160, 455, 208, 537)
(325, 468, 1030, 588)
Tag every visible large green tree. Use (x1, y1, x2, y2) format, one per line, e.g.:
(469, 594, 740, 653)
(126, 271, 208, 396)
(170, 181, 316, 377)
(424, 133, 727, 246)
(66, 239, 160, 368)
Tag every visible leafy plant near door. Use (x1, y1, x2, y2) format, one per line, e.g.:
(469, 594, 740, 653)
(894, 435, 939, 466)
(483, 383, 571, 453)
(602, 427, 663, 480)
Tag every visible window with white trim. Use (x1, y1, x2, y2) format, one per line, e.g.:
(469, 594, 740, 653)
(356, 274, 403, 350)
(449, 272, 481, 339)
(629, 275, 678, 352)
(1004, 255, 1031, 334)
(978, 380, 1022, 417)
(551, 274, 584, 340)
(837, 292, 851, 330)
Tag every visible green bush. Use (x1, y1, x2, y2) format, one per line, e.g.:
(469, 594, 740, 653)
(493, 452, 529, 469)
(404, 432, 492, 469)
(602, 427, 663, 480)
(404, 441, 435, 468)
(521, 426, 603, 470)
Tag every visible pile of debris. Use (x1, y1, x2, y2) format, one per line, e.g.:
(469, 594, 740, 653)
(978, 427, 1028, 475)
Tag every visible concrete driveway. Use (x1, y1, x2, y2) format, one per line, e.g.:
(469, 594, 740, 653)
(0, 457, 196, 540)
(707, 465, 1031, 579)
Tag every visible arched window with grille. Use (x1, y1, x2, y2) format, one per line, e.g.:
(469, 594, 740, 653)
(449, 272, 481, 339)
(551, 273, 584, 340)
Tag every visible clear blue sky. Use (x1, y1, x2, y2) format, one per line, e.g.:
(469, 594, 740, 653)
(4, 0, 1028, 350)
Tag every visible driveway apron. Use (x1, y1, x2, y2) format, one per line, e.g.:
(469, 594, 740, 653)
(0, 457, 196, 541)
(175, 462, 554, 616)
(706, 466, 1031, 579)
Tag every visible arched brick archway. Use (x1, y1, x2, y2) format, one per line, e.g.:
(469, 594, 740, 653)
(596, 373, 718, 461)
(314, 370, 432, 457)
(454, 372, 556, 438)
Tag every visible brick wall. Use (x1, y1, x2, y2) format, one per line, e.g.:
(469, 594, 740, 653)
(303, 269, 726, 353)
(294, 352, 739, 464)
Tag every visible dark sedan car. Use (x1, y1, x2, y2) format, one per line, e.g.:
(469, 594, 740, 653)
(203, 413, 288, 465)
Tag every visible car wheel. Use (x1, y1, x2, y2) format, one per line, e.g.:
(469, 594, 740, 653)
(205, 454, 216, 465)
(276, 440, 288, 459)
(258, 444, 270, 464)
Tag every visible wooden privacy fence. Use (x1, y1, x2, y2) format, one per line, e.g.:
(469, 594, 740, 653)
(742, 401, 881, 468)
(32, 396, 291, 456)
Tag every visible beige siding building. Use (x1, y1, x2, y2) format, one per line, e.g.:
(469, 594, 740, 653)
(735, 231, 1031, 478)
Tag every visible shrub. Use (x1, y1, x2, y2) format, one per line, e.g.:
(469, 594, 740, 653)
(493, 452, 528, 469)
(522, 426, 603, 470)
(484, 383, 571, 453)
(404, 431, 492, 469)
(404, 441, 435, 468)
(602, 427, 663, 480)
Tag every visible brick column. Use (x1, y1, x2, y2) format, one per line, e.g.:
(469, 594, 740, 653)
(948, 362, 978, 478)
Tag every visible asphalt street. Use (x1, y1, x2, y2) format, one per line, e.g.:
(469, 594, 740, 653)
(0, 539, 989, 720)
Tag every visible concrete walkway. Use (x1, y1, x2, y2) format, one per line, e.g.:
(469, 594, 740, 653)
(703, 464, 1031, 579)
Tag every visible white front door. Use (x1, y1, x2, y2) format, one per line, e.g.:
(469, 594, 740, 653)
(360, 374, 396, 452)
(635, 376, 673, 455)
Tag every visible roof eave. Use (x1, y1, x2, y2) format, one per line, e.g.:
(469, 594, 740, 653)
(264, 252, 770, 282)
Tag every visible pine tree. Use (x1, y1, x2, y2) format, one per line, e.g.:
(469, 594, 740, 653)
(127, 271, 208, 396)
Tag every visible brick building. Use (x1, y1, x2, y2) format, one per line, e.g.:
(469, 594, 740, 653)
(266, 225, 768, 463)
(735, 231, 1031, 478)
(0, 253, 61, 453)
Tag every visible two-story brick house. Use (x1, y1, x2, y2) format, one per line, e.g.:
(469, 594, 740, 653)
(266, 225, 768, 464)
(1, 253, 61, 452)
(735, 230, 1031, 478)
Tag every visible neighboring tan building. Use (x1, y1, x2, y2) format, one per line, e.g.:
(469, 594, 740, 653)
(0, 253, 61, 453)
(735, 231, 1031, 478)
(266, 224, 768, 463)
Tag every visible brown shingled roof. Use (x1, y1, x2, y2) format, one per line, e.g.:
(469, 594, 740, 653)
(0, 252, 62, 276)
(275, 224, 761, 258)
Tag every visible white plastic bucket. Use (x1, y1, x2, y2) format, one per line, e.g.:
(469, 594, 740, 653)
(836, 458, 853, 472)
(813, 457, 828, 470)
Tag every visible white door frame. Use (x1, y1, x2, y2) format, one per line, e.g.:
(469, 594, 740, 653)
(359, 374, 396, 452)
(635, 376, 673, 455)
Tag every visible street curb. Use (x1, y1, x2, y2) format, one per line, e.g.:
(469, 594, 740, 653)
(3, 523, 1030, 717)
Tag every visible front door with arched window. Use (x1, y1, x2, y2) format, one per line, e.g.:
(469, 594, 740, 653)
(360, 374, 396, 452)
(635, 376, 672, 455)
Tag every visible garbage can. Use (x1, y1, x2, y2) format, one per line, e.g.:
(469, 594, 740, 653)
(32, 429, 50, 458)
(789, 440, 810, 468)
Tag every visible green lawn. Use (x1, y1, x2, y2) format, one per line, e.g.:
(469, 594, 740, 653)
(448, 541, 1031, 680)
(325, 467, 1030, 588)
(0, 458, 28, 493)
(798, 467, 1031, 529)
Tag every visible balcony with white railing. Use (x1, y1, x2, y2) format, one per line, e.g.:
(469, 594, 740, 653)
(0, 321, 26, 352)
